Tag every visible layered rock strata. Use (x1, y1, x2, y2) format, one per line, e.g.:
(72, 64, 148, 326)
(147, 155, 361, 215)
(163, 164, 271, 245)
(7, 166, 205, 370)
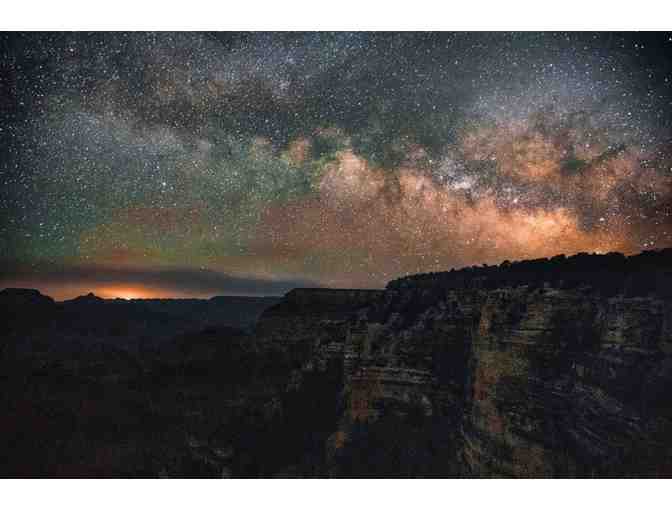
(255, 250, 672, 477)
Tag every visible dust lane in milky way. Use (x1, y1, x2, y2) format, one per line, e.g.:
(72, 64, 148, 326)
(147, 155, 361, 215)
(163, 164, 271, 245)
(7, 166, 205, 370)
(1, 32, 671, 297)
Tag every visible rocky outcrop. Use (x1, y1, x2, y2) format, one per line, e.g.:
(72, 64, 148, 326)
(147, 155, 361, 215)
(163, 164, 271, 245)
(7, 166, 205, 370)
(460, 287, 672, 477)
(255, 288, 383, 365)
(0, 287, 56, 307)
(0, 288, 57, 339)
(259, 250, 672, 477)
(68, 292, 105, 304)
(257, 288, 384, 338)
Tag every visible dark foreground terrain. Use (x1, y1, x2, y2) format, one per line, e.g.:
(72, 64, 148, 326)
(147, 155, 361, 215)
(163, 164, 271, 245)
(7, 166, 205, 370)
(2, 249, 672, 477)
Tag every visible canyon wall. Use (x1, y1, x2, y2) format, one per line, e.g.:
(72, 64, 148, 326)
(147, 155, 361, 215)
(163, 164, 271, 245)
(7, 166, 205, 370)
(256, 250, 672, 477)
(256, 288, 384, 366)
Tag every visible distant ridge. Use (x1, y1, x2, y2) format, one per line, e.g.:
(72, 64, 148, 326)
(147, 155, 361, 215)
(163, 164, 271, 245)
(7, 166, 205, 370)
(387, 248, 672, 296)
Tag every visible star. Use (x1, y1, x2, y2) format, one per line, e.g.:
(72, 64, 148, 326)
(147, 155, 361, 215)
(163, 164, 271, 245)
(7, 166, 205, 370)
(0, 32, 671, 298)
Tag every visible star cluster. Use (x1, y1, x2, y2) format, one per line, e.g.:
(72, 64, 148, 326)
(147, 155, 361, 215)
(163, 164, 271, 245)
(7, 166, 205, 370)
(1, 32, 671, 297)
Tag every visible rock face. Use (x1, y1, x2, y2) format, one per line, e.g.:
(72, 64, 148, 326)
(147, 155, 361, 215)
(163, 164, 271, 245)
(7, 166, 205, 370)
(257, 250, 672, 477)
(257, 288, 384, 340)
(256, 288, 384, 366)
(462, 288, 672, 477)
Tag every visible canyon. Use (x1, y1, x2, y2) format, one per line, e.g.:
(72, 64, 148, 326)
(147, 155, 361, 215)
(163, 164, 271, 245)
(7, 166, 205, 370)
(1, 249, 671, 477)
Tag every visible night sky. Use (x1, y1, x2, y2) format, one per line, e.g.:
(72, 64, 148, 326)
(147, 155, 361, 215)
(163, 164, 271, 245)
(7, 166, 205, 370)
(1, 32, 671, 299)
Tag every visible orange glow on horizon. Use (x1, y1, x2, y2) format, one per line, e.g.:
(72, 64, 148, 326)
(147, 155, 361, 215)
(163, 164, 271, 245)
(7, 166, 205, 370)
(92, 285, 212, 300)
(95, 286, 152, 300)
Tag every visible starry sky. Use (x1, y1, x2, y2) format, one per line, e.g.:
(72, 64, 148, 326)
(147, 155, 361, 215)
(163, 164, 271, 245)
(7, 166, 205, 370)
(1, 32, 671, 299)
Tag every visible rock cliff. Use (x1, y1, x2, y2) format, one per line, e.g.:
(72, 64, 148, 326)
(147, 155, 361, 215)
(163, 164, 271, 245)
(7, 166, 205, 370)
(255, 250, 672, 477)
(255, 288, 384, 369)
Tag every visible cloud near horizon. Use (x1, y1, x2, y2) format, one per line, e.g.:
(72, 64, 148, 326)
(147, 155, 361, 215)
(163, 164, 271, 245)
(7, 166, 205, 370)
(0, 262, 319, 300)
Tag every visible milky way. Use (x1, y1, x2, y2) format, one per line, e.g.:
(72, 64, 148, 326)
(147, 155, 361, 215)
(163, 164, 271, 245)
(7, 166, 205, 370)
(1, 32, 671, 298)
